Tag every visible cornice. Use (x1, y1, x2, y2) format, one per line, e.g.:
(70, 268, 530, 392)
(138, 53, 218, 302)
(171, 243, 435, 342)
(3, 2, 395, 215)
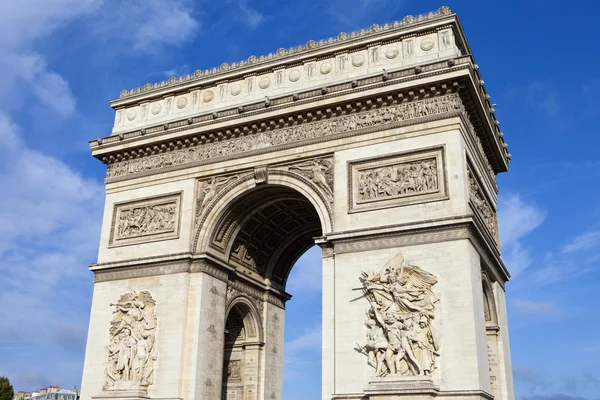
(92, 57, 474, 152)
(326, 217, 508, 284)
(92, 61, 509, 179)
(113, 7, 455, 103)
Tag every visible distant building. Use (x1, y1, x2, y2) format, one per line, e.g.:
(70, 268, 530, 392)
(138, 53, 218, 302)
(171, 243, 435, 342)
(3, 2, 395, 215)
(15, 387, 79, 400)
(33, 389, 78, 400)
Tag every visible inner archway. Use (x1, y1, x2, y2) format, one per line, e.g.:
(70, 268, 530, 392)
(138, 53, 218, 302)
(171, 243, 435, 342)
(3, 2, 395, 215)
(208, 184, 324, 291)
(208, 181, 328, 400)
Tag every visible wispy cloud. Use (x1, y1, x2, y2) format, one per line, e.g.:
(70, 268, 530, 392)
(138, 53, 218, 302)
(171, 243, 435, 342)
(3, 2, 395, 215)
(526, 81, 559, 118)
(511, 299, 562, 318)
(236, 0, 264, 29)
(498, 193, 545, 276)
(562, 232, 600, 254)
(91, 0, 201, 53)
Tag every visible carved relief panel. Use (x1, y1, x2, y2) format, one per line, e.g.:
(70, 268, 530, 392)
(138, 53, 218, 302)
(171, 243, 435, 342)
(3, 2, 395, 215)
(103, 291, 157, 390)
(357, 252, 441, 377)
(109, 192, 182, 247)
(348, 147, 447, 213)
(467, 165, 499, 246)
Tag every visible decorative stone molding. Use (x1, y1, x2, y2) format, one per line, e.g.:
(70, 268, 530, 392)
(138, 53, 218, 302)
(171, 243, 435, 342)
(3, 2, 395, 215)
(103, 291, 157, 390)
(226, 281, 265, 322)
(253, 165, 268, 184)
(105, 93, 464, 180)
(117, 7, 453, 99)
(357, 253, 440, 377)
(190, 260, 229, 282)
(468, 166, 499, 247)
(348, 147, 447, 213)
(109, 192, 181, 247)
(334, 224, 472, 254)
(94, 262, 190, 283)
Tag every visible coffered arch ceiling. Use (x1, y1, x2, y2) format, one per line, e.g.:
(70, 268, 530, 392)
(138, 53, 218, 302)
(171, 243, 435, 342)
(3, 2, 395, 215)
(209, 185, 322, 290)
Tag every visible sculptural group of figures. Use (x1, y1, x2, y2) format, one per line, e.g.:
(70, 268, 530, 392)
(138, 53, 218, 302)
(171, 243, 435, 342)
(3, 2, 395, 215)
(117, 205, 176, 239)
(357, 253, 441, 377)
(358, 159, 438, 201)
(104, 291, 157, 389)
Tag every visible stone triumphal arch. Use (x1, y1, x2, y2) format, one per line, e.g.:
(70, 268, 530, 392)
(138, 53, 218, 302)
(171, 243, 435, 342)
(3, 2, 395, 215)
(81, 7, 514, 400)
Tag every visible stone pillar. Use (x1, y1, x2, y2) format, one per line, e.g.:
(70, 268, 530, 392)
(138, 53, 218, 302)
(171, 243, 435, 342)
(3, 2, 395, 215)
(493, 282, 515, 400)
(320, 243, 336, 400)
(181, 261, 228, 400)
(261, 296, 285, 400)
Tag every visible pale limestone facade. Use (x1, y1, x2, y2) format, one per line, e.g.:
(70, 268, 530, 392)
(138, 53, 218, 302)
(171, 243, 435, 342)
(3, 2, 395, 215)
(80, 7, 514, 400)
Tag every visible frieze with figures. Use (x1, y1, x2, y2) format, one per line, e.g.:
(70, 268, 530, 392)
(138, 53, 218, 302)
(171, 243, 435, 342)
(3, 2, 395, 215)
(468, 168, 500, 246)
(110, 193, 181, 247)
(106, 93, 464, 179)
(349, 147, 447, 212)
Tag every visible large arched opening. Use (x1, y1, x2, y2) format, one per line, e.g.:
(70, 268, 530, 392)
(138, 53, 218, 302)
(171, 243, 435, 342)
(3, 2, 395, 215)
(195, 173, 331, 400)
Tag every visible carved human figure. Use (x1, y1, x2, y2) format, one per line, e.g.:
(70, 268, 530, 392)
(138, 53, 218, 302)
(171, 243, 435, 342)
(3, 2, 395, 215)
(357, 312, 388, 376)
(116, 327, 137, 380)
(197, 176, 237, 216)
(290, 159, 334, 200)
(358, 253, 440, 377)
(104, 291, 157, 389)
(409, 315, 440, 375)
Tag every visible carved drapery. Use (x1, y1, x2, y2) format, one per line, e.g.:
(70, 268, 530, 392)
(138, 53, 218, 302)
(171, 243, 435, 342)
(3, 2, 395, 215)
(357, 253, 441, 377)
(103, 291, 157, 390)
(286, 157, 334, 201)
(106, 93, 464, 179)
(195, 175, 239, 228)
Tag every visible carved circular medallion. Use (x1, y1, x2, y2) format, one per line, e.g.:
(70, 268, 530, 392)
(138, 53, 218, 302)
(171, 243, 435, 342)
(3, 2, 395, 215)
(288, 70, 301, 82)
(319, 62, 332, 75)
(126, 109, 136, 121)
(259, 77, 271, 89)
(352, 54, 365, 67)
(420, 38, 435, 51)
(385, 46, 400, 59)
(176, 96, 188, 109)
(203, 90, 214, 102)
(150, 103, 161, 115)
(231, 84, 242, 96)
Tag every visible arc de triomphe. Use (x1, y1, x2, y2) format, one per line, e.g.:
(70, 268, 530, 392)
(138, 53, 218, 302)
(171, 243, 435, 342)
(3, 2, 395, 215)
(80, 7, 514, 400)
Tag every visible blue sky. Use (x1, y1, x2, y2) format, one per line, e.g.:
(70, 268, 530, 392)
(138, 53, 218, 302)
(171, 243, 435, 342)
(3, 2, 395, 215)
(0, 1, 598, 399)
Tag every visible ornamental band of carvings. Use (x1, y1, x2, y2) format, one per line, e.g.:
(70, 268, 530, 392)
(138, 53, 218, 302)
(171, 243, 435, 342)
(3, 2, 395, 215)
(104, 291, 157, 390)
(468, 168, 499, 246)
(357, 253, 441, 377)
(106, 93, 464, 179)
(110, 193, 181, 247)
(350, 148, 446, 212)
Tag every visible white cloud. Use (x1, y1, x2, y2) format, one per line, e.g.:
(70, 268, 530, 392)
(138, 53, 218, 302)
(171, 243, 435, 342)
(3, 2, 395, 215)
(562, 232, 600, 254)
(237, 0, 264, 29)
(511, 299, 562, 318)
(498, 194, 545, 276)
(0, 115, 103, 375)
(93, 0, 201, 52)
